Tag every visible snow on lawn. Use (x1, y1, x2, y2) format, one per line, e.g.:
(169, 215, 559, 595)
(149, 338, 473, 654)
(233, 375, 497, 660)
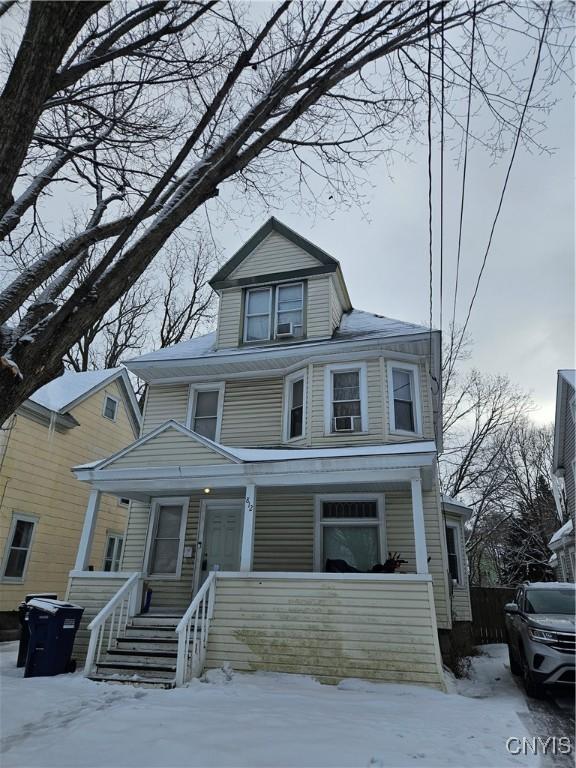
(0, 642, 536, 768)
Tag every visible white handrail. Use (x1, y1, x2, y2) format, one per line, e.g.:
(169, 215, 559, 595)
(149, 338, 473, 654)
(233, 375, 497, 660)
(84, 572, 141, 677)
(175, 571, 216, 686)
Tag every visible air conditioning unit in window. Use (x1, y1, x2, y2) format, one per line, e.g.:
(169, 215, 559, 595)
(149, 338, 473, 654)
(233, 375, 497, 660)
(276, 322, 294, 338)
(334, 416, 354, 432)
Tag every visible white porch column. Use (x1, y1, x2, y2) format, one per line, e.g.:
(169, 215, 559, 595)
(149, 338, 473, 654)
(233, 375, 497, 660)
(74, 489, 101, 571)
(240, 484, 256, 571)
(410, 477, 428, 574)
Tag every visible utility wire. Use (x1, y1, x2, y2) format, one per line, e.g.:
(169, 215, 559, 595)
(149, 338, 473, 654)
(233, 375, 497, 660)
(452, 0, 553, 363)
(427, 0, 433, 338)
(439, 3, 445, 334)
(450, 0, 477, 341)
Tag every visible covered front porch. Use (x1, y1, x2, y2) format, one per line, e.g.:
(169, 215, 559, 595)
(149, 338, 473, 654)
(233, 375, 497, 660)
(66, 430, 447, 687)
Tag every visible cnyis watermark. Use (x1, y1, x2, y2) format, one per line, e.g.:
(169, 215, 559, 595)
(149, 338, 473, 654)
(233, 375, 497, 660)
(506, 736, 573, 756)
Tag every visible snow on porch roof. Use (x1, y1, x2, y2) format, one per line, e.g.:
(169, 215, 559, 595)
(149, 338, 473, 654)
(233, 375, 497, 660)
(549, 518, 574, 546)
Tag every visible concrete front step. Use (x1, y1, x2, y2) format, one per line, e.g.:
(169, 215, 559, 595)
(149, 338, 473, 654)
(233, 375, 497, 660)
(89, 673, 176, 689)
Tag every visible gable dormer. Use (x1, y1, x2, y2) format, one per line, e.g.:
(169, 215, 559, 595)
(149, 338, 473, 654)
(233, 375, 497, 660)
(210, 218, 351, 349)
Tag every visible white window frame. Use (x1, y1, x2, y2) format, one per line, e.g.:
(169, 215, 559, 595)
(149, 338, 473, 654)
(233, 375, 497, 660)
(387, 361, 423, 437)
(186, 383, 225, 442)
(445, 520, 464, 587)
(144, 497, 189, 580)
(103, 532, 124, 572)
(324, 362, 368, 435)
(274, 282, 304, 339)
(1, 512, 38, 583)
(283, 369, 307, 442)
(102, 393, 119, 422)
(313, 493, 385, 572)
(243, 287, 273, 342)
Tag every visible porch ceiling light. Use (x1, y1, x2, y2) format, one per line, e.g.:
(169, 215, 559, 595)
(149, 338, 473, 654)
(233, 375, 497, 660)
(203, 487, 211, 494)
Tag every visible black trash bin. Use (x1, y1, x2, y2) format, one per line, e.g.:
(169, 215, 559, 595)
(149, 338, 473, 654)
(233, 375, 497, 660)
(24, 599, 84, 678)
(17, 593, 58, 668)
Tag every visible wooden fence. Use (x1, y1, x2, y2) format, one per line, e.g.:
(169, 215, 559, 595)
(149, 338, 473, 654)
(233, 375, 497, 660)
(470, 586, 516, 644)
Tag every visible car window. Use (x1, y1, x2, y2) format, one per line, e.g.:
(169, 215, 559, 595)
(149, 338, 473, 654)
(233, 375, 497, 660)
(515, 588, 523, 611)
(524, 588, 575, 615)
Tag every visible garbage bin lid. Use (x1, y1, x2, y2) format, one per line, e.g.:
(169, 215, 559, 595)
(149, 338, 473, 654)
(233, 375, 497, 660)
(27, 598, 82, 614)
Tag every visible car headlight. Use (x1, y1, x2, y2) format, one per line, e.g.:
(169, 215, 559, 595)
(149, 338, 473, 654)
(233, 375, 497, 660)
(528, 627, 557, 643)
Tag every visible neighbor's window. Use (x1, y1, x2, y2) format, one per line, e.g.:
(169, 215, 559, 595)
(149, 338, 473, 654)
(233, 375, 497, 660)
(445, 524, 461, 584)
(244, 283, 304, 342)
(389, 363, 420, 434)
(285, 372, 306, 440)
(148, 502, 187, 577)
(192, 389, 221, 441)
(330, 368, 364, 433)
(103, 394, 118, 421)
(275, 283, 304, 338)
(1, 515, 36, 580)
(319, 499, 381, 572)
(103, 534, 124, 572)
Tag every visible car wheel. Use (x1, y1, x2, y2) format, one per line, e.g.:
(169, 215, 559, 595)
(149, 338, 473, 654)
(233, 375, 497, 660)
(520, 651, 546, 699)
(508, 644, 521, 675)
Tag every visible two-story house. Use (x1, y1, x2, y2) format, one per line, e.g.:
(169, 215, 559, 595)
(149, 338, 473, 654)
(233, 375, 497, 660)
(0, 367, 140, 637)
(549, 369, 575, 581)
(66, 218, 471, 689)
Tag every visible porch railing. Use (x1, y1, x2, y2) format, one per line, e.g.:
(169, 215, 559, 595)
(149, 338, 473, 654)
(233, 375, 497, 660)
(175, 572, 216, 686)
(84, 572, 141, 678)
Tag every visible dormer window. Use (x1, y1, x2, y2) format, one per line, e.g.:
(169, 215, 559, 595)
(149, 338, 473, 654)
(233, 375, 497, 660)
(243, 282, 304, 343)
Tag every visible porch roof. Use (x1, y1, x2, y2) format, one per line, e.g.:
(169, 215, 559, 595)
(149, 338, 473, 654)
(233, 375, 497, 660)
(72, 420, 437, 500)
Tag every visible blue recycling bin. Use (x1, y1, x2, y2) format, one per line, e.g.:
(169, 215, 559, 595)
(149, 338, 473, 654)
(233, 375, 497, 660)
(24, 599, 84, 678)
(17, 593, 58, 668)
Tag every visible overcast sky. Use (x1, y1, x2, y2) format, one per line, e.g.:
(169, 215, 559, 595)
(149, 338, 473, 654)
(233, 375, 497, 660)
(211, 51, 574, 426)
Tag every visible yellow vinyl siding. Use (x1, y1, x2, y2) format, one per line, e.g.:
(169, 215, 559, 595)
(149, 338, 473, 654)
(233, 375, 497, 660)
(107, 427, 234, 468)
(445, 510, 472, 622)
(220, 378, 283, 447)
(306, 277, 332, 339)
(206, 577, 445, 687)
(0, 380, 136, 611)
(229, 231, 320, 279)
(330, 276, 345, 332)
(216, 288, 242, 349)
(253, 492, 314, 571)
(142, 384, 189, 434)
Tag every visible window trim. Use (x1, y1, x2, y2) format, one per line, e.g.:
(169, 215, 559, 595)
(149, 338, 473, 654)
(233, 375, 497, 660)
(186, 382, 225, 442)
(387, 361, 423, 437)
(273, 281, 305, 339)
(243, 286, 273, 343)
(283, 369, 307, 442)
(1, 512, 38, 583)
(324, 362, 368, 435)
(144, 497, 189, 580)
(102, 393, 119, 422)
(445, 520, 464, 587)
(103, 532, 124, 572)
(313, 493, 385, 572)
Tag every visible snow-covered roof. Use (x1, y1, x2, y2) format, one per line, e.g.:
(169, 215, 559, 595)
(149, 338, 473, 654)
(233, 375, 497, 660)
(441, 494, 472, 519)
(222, 439, 437, 463)
(30, 368, 123, 412)
(549, 518, 574, 546)
(559, 369, 576, 388)
(127, 310, 430, 368)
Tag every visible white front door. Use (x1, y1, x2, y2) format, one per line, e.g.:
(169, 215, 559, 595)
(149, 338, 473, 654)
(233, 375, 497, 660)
(198, 502, 243, 586)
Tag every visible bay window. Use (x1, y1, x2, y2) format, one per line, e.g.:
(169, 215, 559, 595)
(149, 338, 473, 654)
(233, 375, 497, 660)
(284, 370, 306, 440)
(388, 362, 422, 435)
(315, 497, 384, 572)
(325, 363, 367, 433)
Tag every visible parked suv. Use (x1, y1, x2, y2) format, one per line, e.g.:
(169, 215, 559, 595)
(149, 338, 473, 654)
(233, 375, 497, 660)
(504, 582, 575, 698)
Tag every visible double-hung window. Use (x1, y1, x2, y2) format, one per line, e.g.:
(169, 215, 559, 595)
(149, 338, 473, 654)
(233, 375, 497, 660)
(316, 496, 384, 572)
(188, 385, 223, 442)
(325, 363, 367, 434)
(244, 282, 304, 342)
(1, 514, 37, 581)
(103, 533, 124, 572)
(284, 371, 306, 440)
(388, 362, 421, 435)
(147, 499, 188, 578)
(445, 523, 463, 585)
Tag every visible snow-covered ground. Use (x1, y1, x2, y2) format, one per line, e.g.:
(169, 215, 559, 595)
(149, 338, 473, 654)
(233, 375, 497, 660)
(0, 642, 537, 768)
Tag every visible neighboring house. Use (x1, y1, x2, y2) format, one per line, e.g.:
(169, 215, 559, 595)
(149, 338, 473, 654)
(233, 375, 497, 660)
(0, 368, 141, 632)
(67, 218, 472, 689)
(441, 495, 472, 629)
(549, 369, 575, 582)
